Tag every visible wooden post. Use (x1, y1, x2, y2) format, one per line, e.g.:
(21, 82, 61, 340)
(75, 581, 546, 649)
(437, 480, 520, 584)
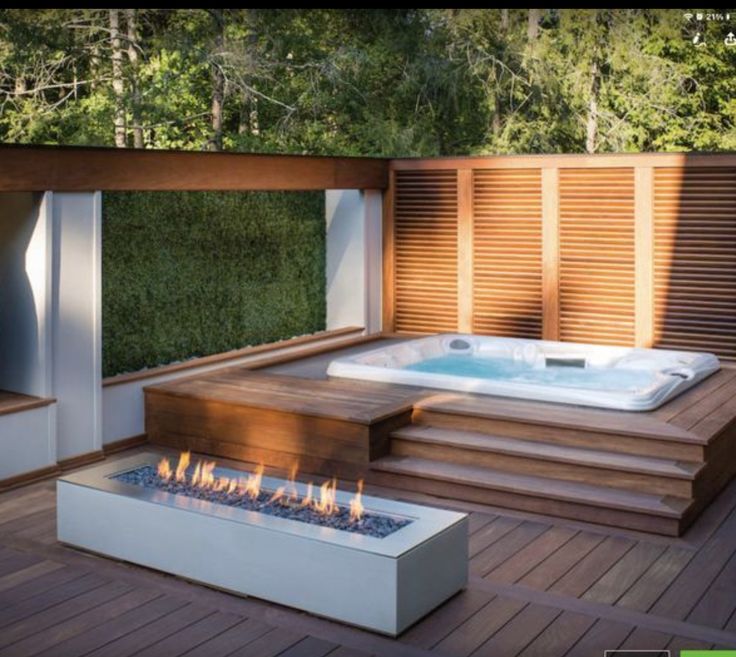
(457, 169, 474, 333)
(382, 170, 396, 333)
(635, 166, 654, 348)
(542, 167, 560, 340)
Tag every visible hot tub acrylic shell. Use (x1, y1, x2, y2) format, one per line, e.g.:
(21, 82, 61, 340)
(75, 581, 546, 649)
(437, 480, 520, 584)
(326, 334, 721, 411)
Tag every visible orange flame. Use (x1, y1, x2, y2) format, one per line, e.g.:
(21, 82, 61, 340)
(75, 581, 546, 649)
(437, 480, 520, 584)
(286, 461, 299, 503)
(300, 482, 314, 507)
(349, 479, 364, 522)
(269, 486, 286, 504)
(314, 477, 338, 515)
(157, 453, 367, 525)
(175, 451, 191, 482)
(241, 463, 264, 499)
(157, 457, 172, 480)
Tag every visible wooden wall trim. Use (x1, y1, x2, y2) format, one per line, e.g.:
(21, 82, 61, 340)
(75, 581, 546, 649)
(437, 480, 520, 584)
(0, 464, 62, 493)
(0, 144, 388, 192)
(541, 167, 560, 340)
(391, 152, 736, 171)
(635, 166, 655, 348)
(102, 326, 364, 387)
(457, 169, 474, 333)
(382, 170, 396, 333)
(103, 434, 148, 455)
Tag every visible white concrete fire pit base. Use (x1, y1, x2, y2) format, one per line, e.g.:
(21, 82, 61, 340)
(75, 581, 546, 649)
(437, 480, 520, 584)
(57, 454, 468, 636)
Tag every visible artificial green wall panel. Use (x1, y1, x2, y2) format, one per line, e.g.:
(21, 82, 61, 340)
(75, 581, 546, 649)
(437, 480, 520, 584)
(102, 191, 325, 377)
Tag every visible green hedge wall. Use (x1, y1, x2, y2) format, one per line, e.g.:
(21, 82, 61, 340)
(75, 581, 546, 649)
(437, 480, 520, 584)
(102, 191, 326, 377)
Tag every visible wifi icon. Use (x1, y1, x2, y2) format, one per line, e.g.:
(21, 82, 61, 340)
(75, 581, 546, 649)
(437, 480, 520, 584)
(684, 12, 694, 20)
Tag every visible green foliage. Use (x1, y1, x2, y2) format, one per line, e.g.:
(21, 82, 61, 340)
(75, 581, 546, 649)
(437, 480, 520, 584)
(102, 191, 326, 376)
(2, 9, 734, 155)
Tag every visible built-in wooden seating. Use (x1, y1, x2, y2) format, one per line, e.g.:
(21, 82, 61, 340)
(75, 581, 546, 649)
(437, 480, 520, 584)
(145, 366, 736, 536)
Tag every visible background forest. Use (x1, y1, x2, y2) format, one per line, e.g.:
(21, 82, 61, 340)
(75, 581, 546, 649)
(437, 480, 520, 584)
(2, 8, 735, 155)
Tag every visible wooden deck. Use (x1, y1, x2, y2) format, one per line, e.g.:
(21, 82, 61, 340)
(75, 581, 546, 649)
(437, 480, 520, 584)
(145, 339, 736, 536)
(1, 449, 736, 656)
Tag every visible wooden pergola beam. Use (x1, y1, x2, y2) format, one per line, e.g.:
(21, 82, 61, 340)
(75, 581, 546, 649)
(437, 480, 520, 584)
(0, 144, 389, 192)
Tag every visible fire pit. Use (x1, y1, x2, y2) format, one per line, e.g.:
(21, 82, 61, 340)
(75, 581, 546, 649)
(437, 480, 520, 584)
(57, 452, 468, 635)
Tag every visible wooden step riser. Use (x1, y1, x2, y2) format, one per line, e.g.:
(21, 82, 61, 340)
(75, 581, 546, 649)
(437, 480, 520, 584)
(413, 409, 705, 462)
(367, 469, 682, 536)
(390, 439, 695, 498)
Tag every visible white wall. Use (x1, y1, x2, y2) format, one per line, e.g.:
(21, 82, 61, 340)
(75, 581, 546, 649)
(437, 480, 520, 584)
(0, 193, 53, 398)
(52, 192, 103, 460)
(0, 406, 56, 479)
(325, 189, 382, 333)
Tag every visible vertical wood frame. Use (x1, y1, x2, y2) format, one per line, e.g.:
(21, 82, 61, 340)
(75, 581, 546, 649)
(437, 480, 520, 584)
(457, 169, 474, 333)
(635, 167, 655, 348)
(382, 170, 396, 333)
(541, 168, 560, 340)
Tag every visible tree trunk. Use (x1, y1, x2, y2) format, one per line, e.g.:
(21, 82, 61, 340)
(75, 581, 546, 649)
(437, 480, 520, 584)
(501, 9, 509, 30)
(585, 59, 600, 153)
(109, 9, 126, 148)
(527, 9, 541, 41)
(126, 9, 144, 149)
(207, 9, 226, 151)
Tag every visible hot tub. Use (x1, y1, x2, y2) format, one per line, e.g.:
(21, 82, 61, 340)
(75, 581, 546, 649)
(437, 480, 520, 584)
(326, 334, 720, 411)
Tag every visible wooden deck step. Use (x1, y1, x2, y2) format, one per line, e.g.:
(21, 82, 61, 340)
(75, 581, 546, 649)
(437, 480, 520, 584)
(393, 425, 701, 478)
(415, 393, 703, 443)
(413, 396, 706, 462)
(390, 425, 702, 497)
(370, 455, 694, 536)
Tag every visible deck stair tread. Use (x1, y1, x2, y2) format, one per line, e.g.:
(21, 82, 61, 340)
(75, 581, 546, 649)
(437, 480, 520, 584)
(371, 455, 693, 518)
(145, 370, 424, 424)
(391, 425, 703, 479)
(415, 392, 704, 444)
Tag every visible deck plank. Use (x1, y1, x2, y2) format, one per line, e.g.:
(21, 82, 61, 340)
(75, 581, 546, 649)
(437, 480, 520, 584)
(516, 610, 596, 657)
(548, 536, 636, 597)
(31, 595, 188, 657)
(562, 618, 634, 656)
(581, 542, 667, 605)
(518, 531, 607, 590)
(181, 617, 273, 657)
(0, 579, 132, 651)
(432, 596, 527, 657)
(470, 603, 562, 657)
(0, 586, 160, 657)
(686, 550, 736, 629)
(616, 545, 695, 612)
(471, 521, 549, 576)
(83, 604, 217, 657)
(400, 589, 493, 649)
(485, 526, 578, 584)
(650, 507, 736, 620)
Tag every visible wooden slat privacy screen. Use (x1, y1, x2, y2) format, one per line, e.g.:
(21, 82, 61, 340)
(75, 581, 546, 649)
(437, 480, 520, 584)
(653, 167, 736, 359)
(385, 155, 736, 360)
(558, 168, 636, 346)
(393, 170, 458, 333)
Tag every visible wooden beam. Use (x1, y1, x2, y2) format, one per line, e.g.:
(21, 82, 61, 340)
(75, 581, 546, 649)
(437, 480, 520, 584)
(0, 144, 388, 192)
(541, 167, 560, 340)
(382, 170, 396, 332)
(635, 166, 655, 348)
(390, 152, 736, 171)
(457, 169, 474, 333)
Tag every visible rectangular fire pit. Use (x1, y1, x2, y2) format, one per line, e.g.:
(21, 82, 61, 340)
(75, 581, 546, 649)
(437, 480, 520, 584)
(57, 453, 468, 635)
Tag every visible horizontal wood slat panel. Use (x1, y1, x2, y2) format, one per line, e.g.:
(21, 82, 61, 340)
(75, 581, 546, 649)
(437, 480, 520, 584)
(559, 168, 636, 346)
(654, 167, 736, 360)
(394, 170, 458, 333)
(473, 169, 543, 338)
